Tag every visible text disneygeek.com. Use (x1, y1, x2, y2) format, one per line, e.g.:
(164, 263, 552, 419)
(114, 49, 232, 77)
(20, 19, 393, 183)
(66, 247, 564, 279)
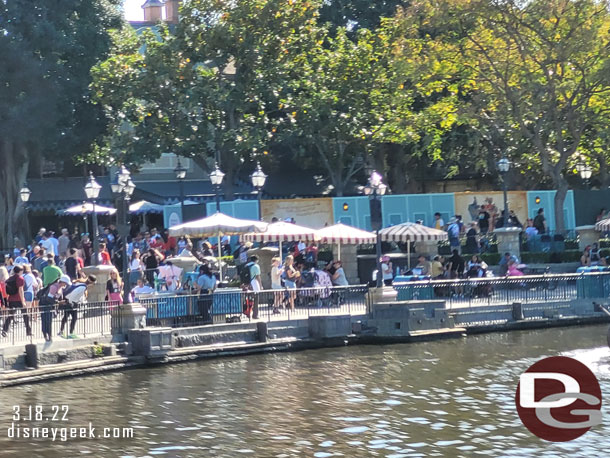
(7, 423, 134, 441)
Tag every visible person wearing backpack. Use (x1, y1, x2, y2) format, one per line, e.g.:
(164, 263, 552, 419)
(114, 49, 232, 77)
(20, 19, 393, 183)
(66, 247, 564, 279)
(38, 276, 71, 341)
(59, 274, 96, 339)
(1, 266, 30, 338)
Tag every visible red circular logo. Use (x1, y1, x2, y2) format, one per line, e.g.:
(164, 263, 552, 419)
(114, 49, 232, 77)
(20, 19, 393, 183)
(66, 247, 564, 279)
(516, 356, 602, 441)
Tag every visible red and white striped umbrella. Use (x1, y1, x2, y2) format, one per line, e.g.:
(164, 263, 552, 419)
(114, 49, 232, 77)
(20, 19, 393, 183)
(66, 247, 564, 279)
(596, 218, 610, 231)
(316, 223, 376, 244)
(241, 221, 319, 242)
(316, 223, 376, 260)
(379, 222, 448, 242)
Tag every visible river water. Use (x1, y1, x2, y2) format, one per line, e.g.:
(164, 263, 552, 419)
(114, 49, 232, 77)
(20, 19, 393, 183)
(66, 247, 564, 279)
(1, 325, 610, 457)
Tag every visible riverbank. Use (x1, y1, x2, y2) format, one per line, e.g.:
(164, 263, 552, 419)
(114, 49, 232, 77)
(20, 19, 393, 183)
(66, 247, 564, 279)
(2, 311, 609, 388)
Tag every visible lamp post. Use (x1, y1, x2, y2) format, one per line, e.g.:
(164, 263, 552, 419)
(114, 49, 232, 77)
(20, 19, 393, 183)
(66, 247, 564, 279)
(112, 165, 136, 305)
(576, 161, 593, 189)
(19, 183, 31, 242)
(364, 171, 387, 288)
(174, 159, 187, 216)
(498, 157, 511, 227)
(209, 162, 225, 212)
(84, 172, 102, 266)
(250, 162, 267, 220)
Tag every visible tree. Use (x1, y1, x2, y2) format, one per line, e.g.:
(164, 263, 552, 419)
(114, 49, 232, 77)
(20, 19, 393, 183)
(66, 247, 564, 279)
(319, 0, 405, 32)
(91, 0, 323, 199)
(449, 0, 610, 231)
(0, 0, 122, 247)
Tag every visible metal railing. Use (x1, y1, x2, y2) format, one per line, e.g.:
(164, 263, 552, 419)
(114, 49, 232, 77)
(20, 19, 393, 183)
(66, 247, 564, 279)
(135, 285, 369, 327)
(393, 272, 610, 309)
(0, 301, 120, 347)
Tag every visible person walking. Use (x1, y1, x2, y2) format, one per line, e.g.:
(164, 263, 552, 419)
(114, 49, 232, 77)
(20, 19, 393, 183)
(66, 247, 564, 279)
(533, 208, 546, 234)
(282, 255, 299, 311)
(1, 266, 31, 338)
(58, 228, 71, 260)
(59, 274, 96, 339)
(465, 222, 479, 254)
(64, 248, 81, 281)
(40, 276, 71, 341)
(270, 257, 284, 311)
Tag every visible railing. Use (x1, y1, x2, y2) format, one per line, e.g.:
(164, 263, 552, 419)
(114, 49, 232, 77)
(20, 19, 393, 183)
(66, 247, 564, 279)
(393, 272, 610, 309)
(135, 285, 370, 327)
(0, 301, 120, 347)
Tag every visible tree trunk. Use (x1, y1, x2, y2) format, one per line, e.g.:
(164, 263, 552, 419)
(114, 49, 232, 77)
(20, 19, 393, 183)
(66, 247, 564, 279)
(0, 140, 29, 248)
(553, 176, 569, 233)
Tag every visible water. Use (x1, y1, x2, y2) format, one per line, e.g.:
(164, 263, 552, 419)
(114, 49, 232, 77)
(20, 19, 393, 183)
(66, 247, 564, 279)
(1, 325, 610, 456)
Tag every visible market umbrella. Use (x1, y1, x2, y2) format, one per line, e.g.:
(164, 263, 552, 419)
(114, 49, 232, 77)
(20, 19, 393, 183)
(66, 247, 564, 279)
(241, 221, 319, 261)
(595, 218, 610, 231)
(129, 200, 164, 214)
(61, 203, 116, 215)
(379, 222, 448, 268)
(168, 212, 267, 281)
(316, 223, 376, 260)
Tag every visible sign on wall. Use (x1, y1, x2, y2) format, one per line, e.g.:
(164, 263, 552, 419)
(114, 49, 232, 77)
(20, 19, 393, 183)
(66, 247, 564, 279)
(454, 191, 528, 229)
(261, 198, 334, 228)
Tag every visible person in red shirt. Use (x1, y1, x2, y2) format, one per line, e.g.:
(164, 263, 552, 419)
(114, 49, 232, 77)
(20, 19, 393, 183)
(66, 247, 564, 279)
(98, 242, 112, 265)
(1, 265, 30, 337)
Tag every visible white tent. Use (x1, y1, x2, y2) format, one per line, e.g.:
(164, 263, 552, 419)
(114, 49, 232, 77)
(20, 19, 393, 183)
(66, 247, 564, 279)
(596, 218, 610, 231)
(316, 223, 376, 260)
(241, 221, 319, 261)
(379, 222, 448, 268)
(168, 212, 267, 280)
(61, 203, 116, 215)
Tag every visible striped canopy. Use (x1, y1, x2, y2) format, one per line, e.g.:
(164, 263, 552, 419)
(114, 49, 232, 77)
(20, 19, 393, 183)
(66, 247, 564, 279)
(379, 222, 448, 242)
(61, 203, 116, 215)
(241, 221, 319, 242)
(168, 212, 267, 238)
(316, 223, 376, 244)
(596, 218, 610, 231)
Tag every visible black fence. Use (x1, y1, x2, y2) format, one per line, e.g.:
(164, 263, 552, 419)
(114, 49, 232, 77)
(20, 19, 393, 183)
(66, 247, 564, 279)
(392, 272, 610, 309)
(0, 301, 120, 347)
(136, 285, 370, 327)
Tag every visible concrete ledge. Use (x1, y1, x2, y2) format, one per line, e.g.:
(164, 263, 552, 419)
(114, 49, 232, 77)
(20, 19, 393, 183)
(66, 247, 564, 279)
(308, 315, 352, 339)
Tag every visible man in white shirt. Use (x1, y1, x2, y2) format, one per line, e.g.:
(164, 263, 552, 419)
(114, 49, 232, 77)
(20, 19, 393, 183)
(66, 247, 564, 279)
(60, 274, 96, 338)
(40, 232, 56, 257)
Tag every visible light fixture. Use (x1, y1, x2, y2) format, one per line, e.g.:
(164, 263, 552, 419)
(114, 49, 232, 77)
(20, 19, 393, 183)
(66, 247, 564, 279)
(370, 171, 382, 187)
(577, 162, 592, 180)
(84, 172, 102, 200)
(174, 159, 187, 180)
(250, 162, 267, 189)
(19, 183, 31, 203)
(124, 179, 136, 197)
(118, 165, 130, 185)
(497, 157, 510, 173)
(110, 175, 121, 194)
(209, 163, 225, 186)
(378, 183, 387, 195)
(535, 196, 541, 204)
(343, 203, 349, 211)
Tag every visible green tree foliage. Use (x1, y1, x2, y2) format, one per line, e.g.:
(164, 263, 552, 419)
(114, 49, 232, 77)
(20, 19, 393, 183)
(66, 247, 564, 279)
(440, 0, 610, 230)
(319, 0, 405, 32)
(0, 0, 122, 246)
(92, 0, 323, 198)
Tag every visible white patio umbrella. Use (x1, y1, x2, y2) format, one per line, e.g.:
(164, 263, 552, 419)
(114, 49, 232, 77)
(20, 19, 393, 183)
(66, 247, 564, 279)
(61, 203, 116, 215)
(129, 200, 164, 214)
(379, 222, 448, 268)
(168, 212, 267, 281)
(241, 221, 319, 261)
(595, 218, 610, 231)
(316, 223, 376, 260)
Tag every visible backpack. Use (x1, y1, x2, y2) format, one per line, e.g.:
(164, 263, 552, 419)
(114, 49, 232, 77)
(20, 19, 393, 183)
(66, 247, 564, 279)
(448, 223, 459, 239)
(5, 276, 18, 296)
(240, 262, 253, 285)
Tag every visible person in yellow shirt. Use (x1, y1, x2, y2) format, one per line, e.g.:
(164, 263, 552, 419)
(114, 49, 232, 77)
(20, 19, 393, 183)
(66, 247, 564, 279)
(433, 212, 445, 231)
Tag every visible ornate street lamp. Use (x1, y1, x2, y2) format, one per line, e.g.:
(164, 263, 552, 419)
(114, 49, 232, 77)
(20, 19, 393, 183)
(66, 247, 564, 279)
(497, 157, 511, 227)
(84, 172, 102, 266)
(364, 171, 387, 288)
(209, 163, 225, 212)
(174, 159, 187, 215)
(112, 166, 136, 305)
(250, 162, 267, 220)
(19, 184, 31, 203)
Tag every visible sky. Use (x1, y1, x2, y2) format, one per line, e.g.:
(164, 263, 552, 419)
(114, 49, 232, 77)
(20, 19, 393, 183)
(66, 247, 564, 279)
(123, 0, 144, 21)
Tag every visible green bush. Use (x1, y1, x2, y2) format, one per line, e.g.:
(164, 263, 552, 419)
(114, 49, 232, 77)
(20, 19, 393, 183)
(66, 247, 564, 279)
(481, 253, 501, 265)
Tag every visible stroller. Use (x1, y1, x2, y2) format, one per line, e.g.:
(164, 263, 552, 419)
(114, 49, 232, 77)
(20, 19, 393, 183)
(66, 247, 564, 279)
(296, 269, 332, 308)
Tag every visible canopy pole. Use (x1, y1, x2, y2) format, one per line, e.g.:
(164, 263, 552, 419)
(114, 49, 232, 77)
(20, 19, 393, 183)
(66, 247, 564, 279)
(218, 230, 223, 282)
(408, 239, 411, 270)
(337, 242, 341, 261)
(279, 240, 283, 263)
